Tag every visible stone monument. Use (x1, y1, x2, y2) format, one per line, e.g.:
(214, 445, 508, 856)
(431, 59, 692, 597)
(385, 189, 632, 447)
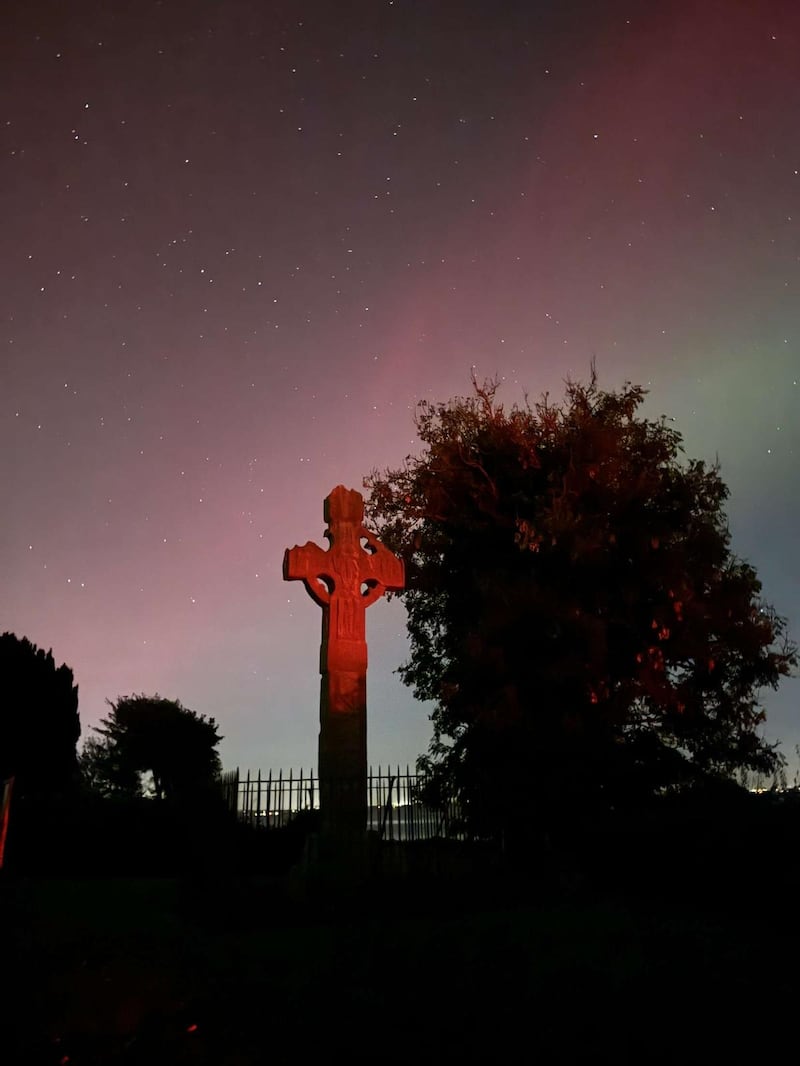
(283, 486, 404, 837)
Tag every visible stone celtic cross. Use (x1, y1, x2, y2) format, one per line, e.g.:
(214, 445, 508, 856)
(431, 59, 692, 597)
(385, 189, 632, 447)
(283, 485, 404, 836)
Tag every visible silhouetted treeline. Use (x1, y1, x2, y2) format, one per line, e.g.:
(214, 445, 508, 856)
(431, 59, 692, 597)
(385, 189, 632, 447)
(366, 375, 797, 843)
(82, 694, 223, 801)
(0, 632, 80, 800)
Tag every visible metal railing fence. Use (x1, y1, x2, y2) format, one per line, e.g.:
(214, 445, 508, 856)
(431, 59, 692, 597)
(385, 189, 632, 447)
(219, 765, 467, 841)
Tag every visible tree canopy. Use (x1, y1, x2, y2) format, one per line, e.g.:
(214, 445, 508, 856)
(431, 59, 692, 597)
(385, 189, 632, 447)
(0, 632, 81, 799)
(365, 375, 796, 832)
(82, 694, 223, 802)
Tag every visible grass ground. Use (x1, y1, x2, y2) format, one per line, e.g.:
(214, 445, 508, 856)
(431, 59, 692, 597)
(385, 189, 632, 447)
(5, 853, 798, 1065)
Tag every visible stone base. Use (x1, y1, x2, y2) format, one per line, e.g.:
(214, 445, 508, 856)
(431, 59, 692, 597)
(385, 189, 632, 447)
(286, 829, 383, 903)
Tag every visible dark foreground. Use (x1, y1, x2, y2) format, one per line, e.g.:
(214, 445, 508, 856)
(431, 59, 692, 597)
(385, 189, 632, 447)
(5, 802, 800, 1064)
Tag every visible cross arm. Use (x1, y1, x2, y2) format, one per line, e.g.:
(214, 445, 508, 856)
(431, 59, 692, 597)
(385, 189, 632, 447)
(283, 541, 334, 606)
(359, 526, 405, 605)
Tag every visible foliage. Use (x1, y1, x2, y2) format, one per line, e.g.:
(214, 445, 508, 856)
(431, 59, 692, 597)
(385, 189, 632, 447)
(81, 694, 223, 801)
(0, 632, 80, 799)
(365, 374, 796, 834)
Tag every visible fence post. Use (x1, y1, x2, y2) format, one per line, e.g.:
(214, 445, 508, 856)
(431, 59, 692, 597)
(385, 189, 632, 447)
(380, 774, 395, 841)
(405, 765, 413, 843)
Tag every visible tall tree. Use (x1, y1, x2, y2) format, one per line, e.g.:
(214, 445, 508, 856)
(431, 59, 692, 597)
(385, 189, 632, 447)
(82, 695, 223, 801)
(365, 376, 796, 834)
(0, 632, 81, 799)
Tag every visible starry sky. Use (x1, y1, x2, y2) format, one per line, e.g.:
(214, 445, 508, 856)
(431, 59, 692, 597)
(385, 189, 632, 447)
(2, 0, 799, 777)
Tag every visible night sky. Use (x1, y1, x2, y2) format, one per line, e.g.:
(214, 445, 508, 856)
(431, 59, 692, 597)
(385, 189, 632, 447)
(3, 0, 799, 777)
